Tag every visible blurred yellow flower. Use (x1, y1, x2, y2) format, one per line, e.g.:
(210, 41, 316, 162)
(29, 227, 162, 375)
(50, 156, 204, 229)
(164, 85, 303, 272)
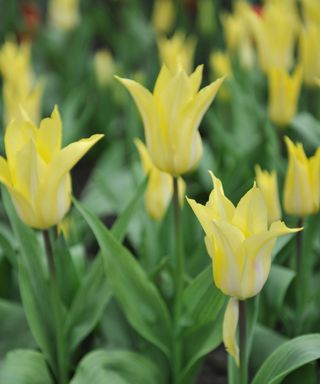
(135, 139, 185, 220)
(250, 2, 299, 72)
(284, 137, 320, 217)
(268, 66, 302, 127)
(49, 0, 80, 32)
(209, 51, 231, 100)
(221, 1, 255, 70)
(299, 23, 320, 87)
(0, 106, 103, 229)
(301, 0, 320, 24)
(93, 49, 115, 88)
(255, 166, 281, 225)
(0, 39, 43, 125)
(158, 32, 196, 74)
(187, 172, 300, 363)
(152, 0, 174, 34)
(116, 65, 223, 176)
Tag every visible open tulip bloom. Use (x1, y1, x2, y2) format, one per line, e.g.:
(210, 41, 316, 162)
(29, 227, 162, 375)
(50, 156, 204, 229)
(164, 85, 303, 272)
(116, 64, 224, 176)
(187, 172, 301, 364)
(0, 106, 103, 229)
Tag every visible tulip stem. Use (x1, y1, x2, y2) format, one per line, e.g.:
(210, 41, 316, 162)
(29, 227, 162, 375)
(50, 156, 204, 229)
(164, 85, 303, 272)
(44, 230, 55, 277)
(43, 230, 68, 384)
(239, 300, 248, 384)
(296, 218, 304, 332)
(172, 176, 184, 383)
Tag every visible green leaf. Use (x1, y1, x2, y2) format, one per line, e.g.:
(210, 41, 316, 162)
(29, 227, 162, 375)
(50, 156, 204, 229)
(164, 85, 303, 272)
(64, 255, 112, 352)
(250, 324, 287, 372)
(2, 189, 55, 367)
(0, 299, 34, 358)
(0, 349, 53, 384)
(73, 198, 172, 358)
(252, 334, 320, 384)
(180, 266, 226, 379)
(181, 266, 226, 327)
(70, 350, 164, 384)
(263, 264, 295, 312)
(111, 175, 147, 242)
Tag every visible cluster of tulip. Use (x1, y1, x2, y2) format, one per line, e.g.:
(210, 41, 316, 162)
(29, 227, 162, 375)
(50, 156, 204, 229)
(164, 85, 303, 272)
(1, 0, 320, 383)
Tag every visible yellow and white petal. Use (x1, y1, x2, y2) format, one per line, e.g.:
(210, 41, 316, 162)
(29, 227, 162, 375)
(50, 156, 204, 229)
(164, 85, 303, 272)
(186, 197, 213, 236)
(134, 138, 153, 174)
(211, 220, 245, 297)
(37, 105, 62, 163)
(223, 298, 239, 366)
(233, 184, 268, 237)
(0, 156, 12, 188)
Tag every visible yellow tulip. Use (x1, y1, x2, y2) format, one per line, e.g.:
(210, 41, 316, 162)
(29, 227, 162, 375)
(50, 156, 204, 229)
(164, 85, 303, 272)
(152, 0, 175, 35)
(299, 23, 320, 87)
(255, 166, 281, 225)
(48, 0, 80, 32)
(221, 1, 255, 70)
(93, 49, 115, 88)
(157, 32, 196, 74)
(116, 65, 224, 176)
(268, 66, 302, 127)
(0, 39, 43, 125)
(250, 2, 299, 72)
(209, 51, 231, 100)
(135, 139, 185, 220)
(284, 137, 320, 217)
(301, 0, 320, 24)
(187, 172, 300, 363)
(0, 106, 103, 229)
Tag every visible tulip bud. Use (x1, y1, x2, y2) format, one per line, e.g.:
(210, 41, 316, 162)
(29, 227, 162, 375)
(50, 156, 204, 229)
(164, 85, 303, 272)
(268, 66, 302, 127)
(135, 139, 185, 220)
(284, 136, 320, 216)
(48, 0, 80, 32)
(93, 49, 115, 88)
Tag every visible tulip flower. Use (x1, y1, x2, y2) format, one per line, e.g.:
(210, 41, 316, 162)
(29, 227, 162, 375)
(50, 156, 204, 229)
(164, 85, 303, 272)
(284, 137, 320, 217)
(249, 2, 299, 72)
(93, 49, 115, 88)
(221, 1, 255, 70)
(157, 32, 196, 74)
(0, 106, 103, 229)
(0, 39, 43, 125)
(255, 166, 281, 225)
(268, 66, 302, 127)
(116, 65, 224, 176)
(299, 23, 320, 87)
(135, 139, 185, 220)
(209, 51, 231, 100)
(152, 0, 174, 35)
(301, 0, 320, 24)
(48, 0, 80, 32)
(187, 172, 300, 363)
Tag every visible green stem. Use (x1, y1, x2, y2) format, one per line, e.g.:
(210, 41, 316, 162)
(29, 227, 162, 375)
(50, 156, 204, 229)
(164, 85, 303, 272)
(296, 218, 304, 333)
(172, 177, 184, 383)
(239, 300, 248, 384)
(43, 231, 68, 384)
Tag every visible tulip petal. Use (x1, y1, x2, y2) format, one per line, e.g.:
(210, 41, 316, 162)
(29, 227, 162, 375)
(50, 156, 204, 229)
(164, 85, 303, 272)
(223, 298, 239, 366)
(207, 171, 235, 221)
(233, 184, 268, 237)
(0, 156, 11, 188)
(134, 138, 153, 174)
(153, 65, 172, 96)
(211, 220, 245, 297)
(186, 197, 213, 236)
(37, 105, 62, 163)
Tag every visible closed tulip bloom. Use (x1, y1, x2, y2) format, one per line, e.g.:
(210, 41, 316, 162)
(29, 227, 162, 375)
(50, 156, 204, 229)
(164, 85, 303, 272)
(301, 0, 320, 24)
(117, 65, 224, 176)
(187, 172, 300, 363)
(0, 106, 103, 229)
(157, 32, 196, 74)
(255, 166, 281, 225)
(250, 2, 299, 72)
(93, 49, 115, 88)
(152, 0, 175, 34)
(284, 137, 320, 217)
(49, 0, 80, 32)
(299, 23, 320, 87)
(268, 66, 302, 127)
(135, 139, 185, 220)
